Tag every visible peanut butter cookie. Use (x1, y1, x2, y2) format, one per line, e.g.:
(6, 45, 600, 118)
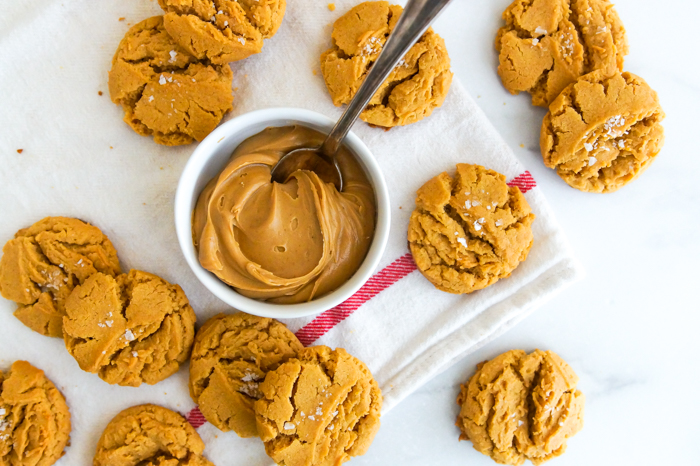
(0, 361, 71, 466)
(540, 71, 665, 193)
(320, 1, 453, 128)
(158, 0, 286, 64)
(456, 350, 585, 465)
(94, 404, 213, 466)
(63, 270, 196, 387)
(0, 217, 121, 338)
(496, 0, 628, 107)
(189, 312, 302, 438)
(108, 16, 234, 146)
(255, 346, 382, 466)
(408, 164, 535, 294)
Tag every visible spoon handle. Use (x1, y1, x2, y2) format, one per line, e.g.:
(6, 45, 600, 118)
(320, 0, 454, 157)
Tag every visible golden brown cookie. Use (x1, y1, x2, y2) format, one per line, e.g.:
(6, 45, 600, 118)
(496, 0, 628, 107)
(408, 164, 535, 294)
(63, 270, 196, 387)
(320, 1, 453, 128)
(0, 361, 71, 466)
(189, 312, 303, 438)
(158, 0, 286, 64)
(108, 16, 234, 146)
(540, 71, 665, 193)
(456, 350, 585, 465)
(94, 404, 213, 466)
(0, 217, 121, 338)
(255, 346, 382, 466)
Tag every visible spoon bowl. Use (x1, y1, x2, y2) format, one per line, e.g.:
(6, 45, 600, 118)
(174, 107, 391, 319)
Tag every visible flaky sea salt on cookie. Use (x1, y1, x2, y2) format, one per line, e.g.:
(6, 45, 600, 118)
(320, 1, 453, 128)
(94, 404, 213, 466)
(255, 346, 382, 466)
(158, 0, 286, 64)
(456, 350, 585, 465)
(108, 16, 233, 146)
(408, 164, 535, 294)
(63, 270, 196, 387)
(0, 217, 121, 338)
(0, 361, 72, 466)
(540, 71, 665, 193)
(189, 312, 302, 438)
(496, 0, 628, 107)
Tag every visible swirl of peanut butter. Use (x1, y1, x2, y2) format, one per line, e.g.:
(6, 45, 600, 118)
(193, 126, 376, 304)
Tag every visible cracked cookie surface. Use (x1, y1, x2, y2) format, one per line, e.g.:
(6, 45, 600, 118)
(189, 312, 302, 438)
(94, 404, 213, 466)
(63, 270, 196, 387)
(0, 360, 71, 466)
(540, 71, 665, 193)
(496, 0, 628, 107)
(158, 0, 286, 64)
(320, 1, 453, 128)
(108, 16, 233, 146)
(456, 350, 585, 465)
(408, 164, 535, 294)
(254, 346, 382, 466)
(0, 217, 121, 338)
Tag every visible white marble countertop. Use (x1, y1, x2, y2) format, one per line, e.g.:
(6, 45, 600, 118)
(353, 0, 700, 464)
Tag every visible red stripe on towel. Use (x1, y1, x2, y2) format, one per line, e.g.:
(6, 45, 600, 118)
(294, 253, 417, 346)
(507, 171, 537, 193)
(186, 406, 207, 429)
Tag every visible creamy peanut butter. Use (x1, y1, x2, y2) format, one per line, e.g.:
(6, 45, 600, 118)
(193, 126, 376, 304)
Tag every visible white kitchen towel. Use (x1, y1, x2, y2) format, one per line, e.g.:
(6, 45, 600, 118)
(0, 0, 583, 464)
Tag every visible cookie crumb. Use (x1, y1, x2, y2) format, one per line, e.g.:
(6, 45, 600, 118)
(519, 143, 524, 148)
(119, 17, 125, 21)
(16, 149, 23, 154)
(98, 91, 103, 96)
(328, 3, 336, 11)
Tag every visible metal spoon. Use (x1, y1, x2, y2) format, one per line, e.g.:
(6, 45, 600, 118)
(270, 0, 454, 191)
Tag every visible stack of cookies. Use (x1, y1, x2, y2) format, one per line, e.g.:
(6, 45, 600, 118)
(0, 217, 197, 388)
(188, 312, 383, 466)
(496, 0, 666, 193)
(108, 1, 286, 146)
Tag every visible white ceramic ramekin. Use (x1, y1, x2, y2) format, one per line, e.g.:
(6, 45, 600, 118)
(174, 108, 390, 319)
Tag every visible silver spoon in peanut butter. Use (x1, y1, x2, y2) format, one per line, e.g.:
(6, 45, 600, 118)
(270, 0, 453, 191)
